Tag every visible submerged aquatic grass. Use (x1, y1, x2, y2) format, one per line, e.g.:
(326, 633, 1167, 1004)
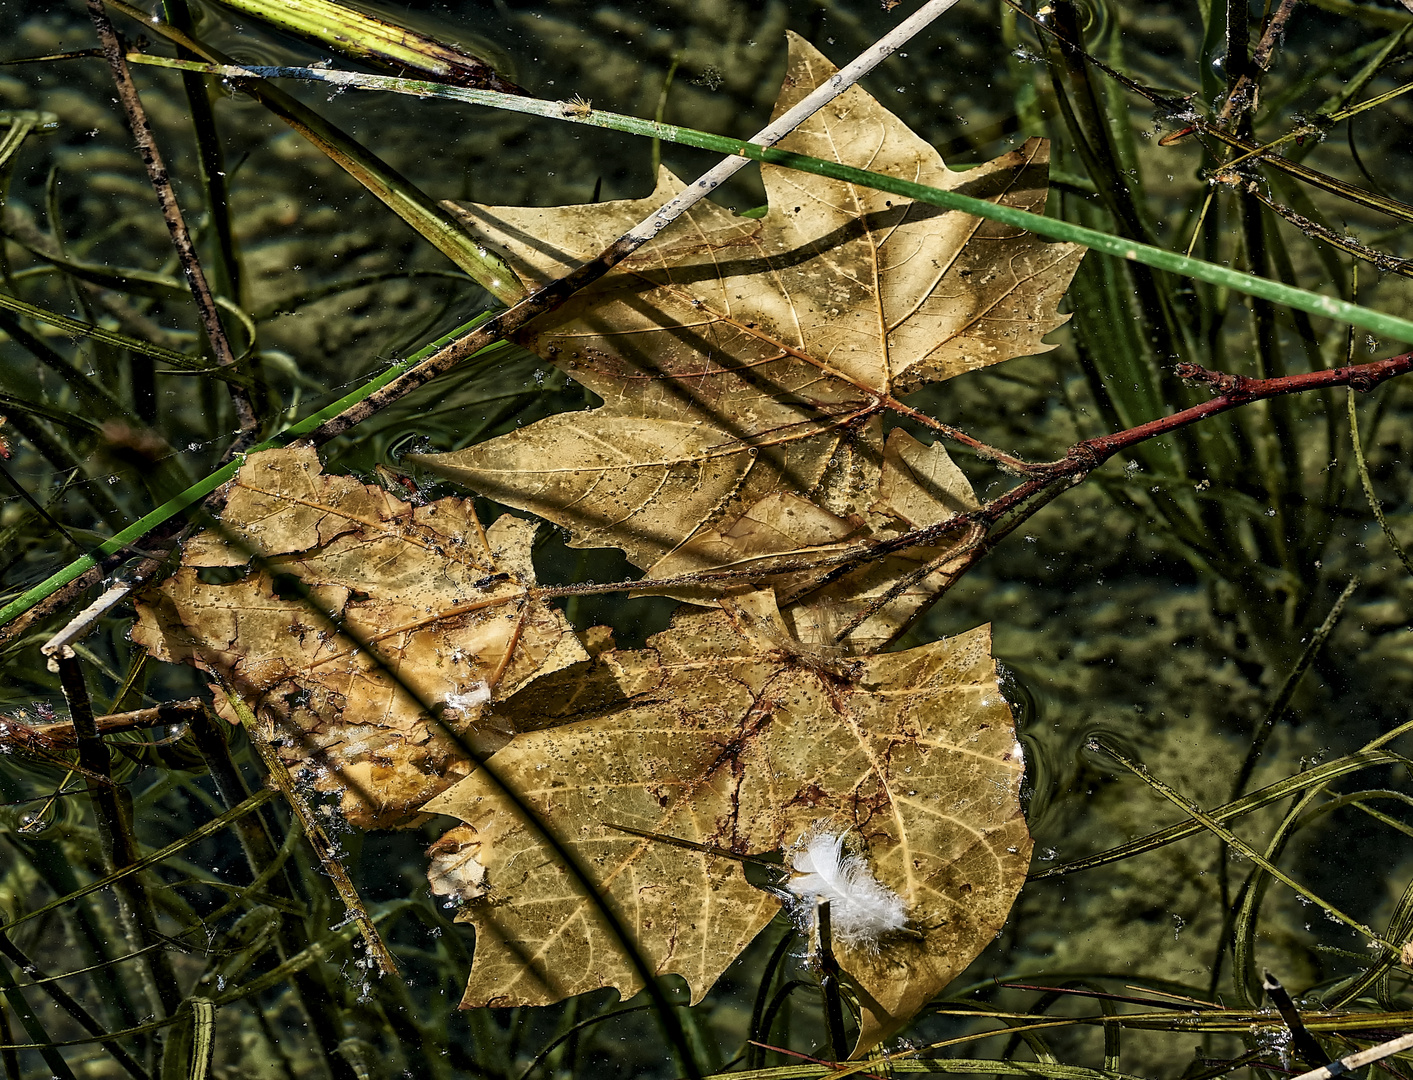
(0, 0, 1411, 1077)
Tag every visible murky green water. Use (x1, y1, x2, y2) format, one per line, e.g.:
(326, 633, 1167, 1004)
(2, 0, 1412, 1077)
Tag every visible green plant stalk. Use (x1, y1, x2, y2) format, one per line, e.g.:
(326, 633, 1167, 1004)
(0, 923, 365, 1052)
(0, 314, 503, 628)
(1228, 779, 1333, 1006)
(10, 58, 1413, 634)
(206, 0, 520, 93)
(216, 677, 398, 977)
(0, 935, 151, 1080)
(104, 0, 525, 305)
(0, 955, 78, 1080)
(1231, 577, 1360, 799)
(0, 290, 233, 372)
(1096, 739, 1391, 952)
(1348, 387, 1413, 577)
(57, 648, 182, 1019)
(126, 57, 1413, 345)
(163, 0, 241, 306)
(0, 788, 277, 935)
(183, 709, 359, 1080)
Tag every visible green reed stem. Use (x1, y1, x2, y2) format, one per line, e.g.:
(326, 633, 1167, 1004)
(126, 57, 1413, 345)
(0, 316, 509, 628)
(1094, 739, 1392, 953)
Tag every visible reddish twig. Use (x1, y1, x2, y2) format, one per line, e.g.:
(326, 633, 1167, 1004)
(1080, 353, 1413, 463)
(1223, 0, 1302, 120)
(529, 351, 1413, 606)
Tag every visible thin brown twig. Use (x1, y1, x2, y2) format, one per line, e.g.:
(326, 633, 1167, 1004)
(1215, 175, 1413, 278)
(827, 522, 987, 643)
(0, 519, 187, 650)
(52, 648, 184, 1018)
(525, 352, 1413, 607)
(85, 0, 257, 443)
(1221, 0, 1302, 120)
(0, 698, 206, 751)
(213, 674, 400, 978)
(297, 0, 967, 446)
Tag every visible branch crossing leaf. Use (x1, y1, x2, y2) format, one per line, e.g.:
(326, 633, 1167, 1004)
(132, 32, 1062, 1053)
(419, 34, 1082, 643)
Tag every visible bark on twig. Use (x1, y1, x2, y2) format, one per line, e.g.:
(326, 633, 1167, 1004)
(53, 649, 184, 1018)
(1222, 0, 1302, 120)
(528, 352, 1413, 605)
(0, 698, 207, 750)
(86, 0, 257, 442)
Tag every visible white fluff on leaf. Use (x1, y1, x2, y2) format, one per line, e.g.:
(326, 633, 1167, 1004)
(784, 831, 907, 952)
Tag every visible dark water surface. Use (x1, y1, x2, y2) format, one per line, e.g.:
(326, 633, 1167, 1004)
(1, 0, 1412, 1077)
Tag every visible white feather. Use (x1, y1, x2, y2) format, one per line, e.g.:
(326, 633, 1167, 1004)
(784, 830, 907, 951)
(443, 681, 491, 715)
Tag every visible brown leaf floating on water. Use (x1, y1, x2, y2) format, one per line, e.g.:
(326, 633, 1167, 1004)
(424, 594, 1029, 1053)
(131, 446, 587, 828)
(132, 29, 1049, 1048)
(418, 32, 1083, 581)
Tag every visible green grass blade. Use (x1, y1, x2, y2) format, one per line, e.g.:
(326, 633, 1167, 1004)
(128, 59, 1413, 346)
(1031, 748, 1407, 878)
(1096, 739, 1390, 951)
(0, 290, 255, 386)
(107, 5, 525, 305)
(0, 956, 80, 1080)
(0, 315, 509, 628)
(0, 789, 276, 935)
(207, 0, 518, 92)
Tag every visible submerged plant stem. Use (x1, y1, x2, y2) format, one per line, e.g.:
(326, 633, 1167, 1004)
(85, 0, 257, 440)
(215, 678, 399, 977)
(124, 55, 1413, 345)
(1348, 386, 1413, 577)
(1095, 739, 1392, 953)
(53, 651, 184, 1022)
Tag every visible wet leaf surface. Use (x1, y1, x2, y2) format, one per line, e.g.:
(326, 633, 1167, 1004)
(132, 30, 1060, 1049)
(132, 446, 585, 828)
(424, 598, 1029, 1051)
(420, 34, 1081, 586)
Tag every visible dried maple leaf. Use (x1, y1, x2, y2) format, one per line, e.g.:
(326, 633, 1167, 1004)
(417, 32, 1082, 591)
(131, 446, 587, 828)
(424, 592, 1029, 1053)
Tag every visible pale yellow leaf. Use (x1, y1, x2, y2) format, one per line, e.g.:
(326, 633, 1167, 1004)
(423, 596, 1029, 1052)
(418, 32, 1083, 572)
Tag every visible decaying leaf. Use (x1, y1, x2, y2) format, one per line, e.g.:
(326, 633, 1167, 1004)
(424, 594, 1030, 1052)
(647, 425, 985, 650)
(417, 32, 1083, 630)
(131, 446, 587, 828)
(130, 27, 1051, 1049)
